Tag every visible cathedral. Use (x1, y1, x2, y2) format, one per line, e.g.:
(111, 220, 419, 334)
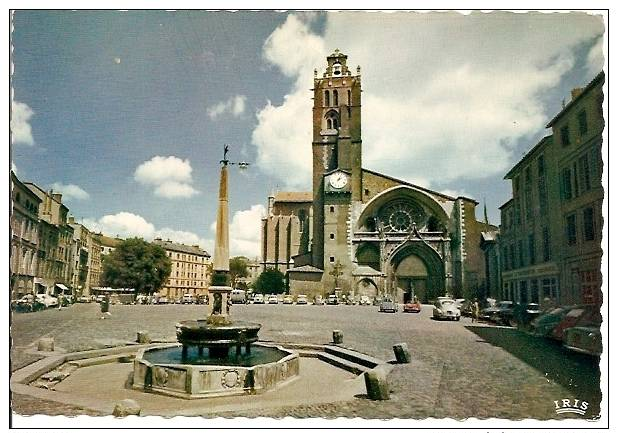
(261, 50, 496, 303)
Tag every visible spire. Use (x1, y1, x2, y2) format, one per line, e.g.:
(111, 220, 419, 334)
(483, 198, 489, 225)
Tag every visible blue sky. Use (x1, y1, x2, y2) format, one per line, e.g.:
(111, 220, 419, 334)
(10, 11, 605, 257)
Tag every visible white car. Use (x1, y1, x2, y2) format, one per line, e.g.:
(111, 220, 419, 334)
(433, 298, 461, 321)
(267, 295, 279, 304)
(36, 294, 59, 308)
(182, 293, 195, 304)
(296, 294, 308, 305)
(253, 294, 265, 304)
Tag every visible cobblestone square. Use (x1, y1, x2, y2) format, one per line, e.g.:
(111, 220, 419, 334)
(10, 303, 602, 421)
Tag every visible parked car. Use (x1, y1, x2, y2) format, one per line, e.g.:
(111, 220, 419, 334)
(340, 295, 353, 305)
(182, 293, 195, 304)
(157, 296, 169, 304)
(230, 289, 246, 304)
(513, 303, 542, 328)
(551, 305, 602, 341)
(296, 294, 308, 305)
(196, 294, 209, 305)
(432, 298, 460, 321)
(13, 294, 44, 312)
(77, 295, 91, 303)
(563, 325, 602, 357)
(494, 301, 517, 326)
(36, 293, 59, 308)
(379, 298, 398, 313)
(481, 300, 514, 324)
(283, 295, 294, 304)
(253, 294, 265, 304)
(327, 294, 339, 305)
(529, 306, 573, 337)
(359, 295, 371, 306)
(96, 295, 106, 303)
(372, 296, 383, 306)
(267, 295, 279, 304)
(135, 294, 147, 305)
(314, 295, 325, 305)
(403, 300, 422, 313)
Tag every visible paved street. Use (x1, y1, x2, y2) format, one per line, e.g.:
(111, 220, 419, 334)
(11, 303, 601, 420)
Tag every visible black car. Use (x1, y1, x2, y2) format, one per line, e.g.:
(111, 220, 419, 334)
(514, 303, 542, 328)
(481, 301, 514, 325)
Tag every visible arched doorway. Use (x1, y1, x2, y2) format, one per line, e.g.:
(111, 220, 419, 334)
(391, 242, 445, 303)
(356, 278, 378, 299)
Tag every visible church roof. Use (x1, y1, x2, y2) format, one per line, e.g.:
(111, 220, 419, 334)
(362, 168, 478, 203)
(274, 191, 313, 203)
(352, 265, 385, 277)
(286, 265, 324, 273)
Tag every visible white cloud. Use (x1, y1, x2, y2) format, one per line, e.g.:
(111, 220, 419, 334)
(210, 204, 266, 258)
(11, 101, 35, 146)
(134, 155, 199, 199)
(207, 95, 247, 120)
(83, 212, 213, 253)
(586, 36, 605, 74)
(49, 182, 90, 201)
(251, 12, 604, 190)
(83, 212, 155, 239)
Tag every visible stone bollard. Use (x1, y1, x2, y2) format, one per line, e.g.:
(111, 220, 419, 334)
(333, 330, 344, 344)
(393, 343, 411, 364)
(112, 399, 141, 417)
(136, 331, 151, 344)
(37, 337, 54, 352)
(364, 368, 390, 400)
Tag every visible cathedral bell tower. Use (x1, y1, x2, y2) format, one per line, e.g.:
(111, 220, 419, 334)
(311, 49, 362, 270)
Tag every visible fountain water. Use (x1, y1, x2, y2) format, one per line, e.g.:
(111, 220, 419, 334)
(133, 146, 299, 398)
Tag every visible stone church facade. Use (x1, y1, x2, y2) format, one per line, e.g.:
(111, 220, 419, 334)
(261, 50, 495, 303)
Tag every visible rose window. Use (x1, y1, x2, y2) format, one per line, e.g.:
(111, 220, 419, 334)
(380, 201, 425, 232)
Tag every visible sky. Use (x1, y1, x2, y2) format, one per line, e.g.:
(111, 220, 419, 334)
(10, 11, 605, 259)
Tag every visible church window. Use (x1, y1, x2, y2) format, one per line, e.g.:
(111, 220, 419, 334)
(329, 256, 335, 263)
(330, 206, 335, 213)
(348, 90, 351, 106)
(327, 118, 332, 129)
(379, 200, 425, 232)
(325, 90, 330, 106)
(330, 233, 335, 240)
(332, 118, 338, 129)
(364, 188, 370, 196)
(333, 90, 338, 106)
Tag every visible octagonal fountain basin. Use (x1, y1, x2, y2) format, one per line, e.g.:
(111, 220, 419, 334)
(133, 343, 299, 399)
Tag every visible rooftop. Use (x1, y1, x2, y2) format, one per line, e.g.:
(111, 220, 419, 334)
(504, 135, 553, 180)
(274, 191, 313, 203)
(546, 70, 604, 128)
(152, 238, 211, 257)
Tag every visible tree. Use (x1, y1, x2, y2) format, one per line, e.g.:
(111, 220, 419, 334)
(101, 238, 172, 295)
(253, 268, 285, 295)
(229, 256, 249, 288)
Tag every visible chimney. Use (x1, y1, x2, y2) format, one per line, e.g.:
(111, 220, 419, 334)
(571, 87, 584, 101)
(52, 193, 63, 203)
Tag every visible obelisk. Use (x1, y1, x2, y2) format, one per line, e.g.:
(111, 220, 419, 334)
(207, 147, 232, 325)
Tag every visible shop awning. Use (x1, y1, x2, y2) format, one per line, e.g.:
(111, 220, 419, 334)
(55, 283, 71, 292)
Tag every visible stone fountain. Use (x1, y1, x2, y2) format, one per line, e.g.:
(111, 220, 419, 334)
(133, 146, 299, 398)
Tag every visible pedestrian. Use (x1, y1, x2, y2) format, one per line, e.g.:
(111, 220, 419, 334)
(100, 295, 111, 319)
(472, 298, 480, 323)
(57, 294, 63, 310)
